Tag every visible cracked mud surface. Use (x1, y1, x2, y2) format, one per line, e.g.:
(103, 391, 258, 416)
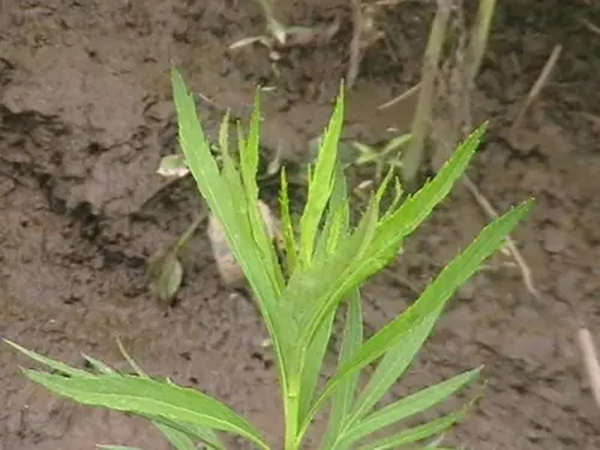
(1, 0, 600, 449)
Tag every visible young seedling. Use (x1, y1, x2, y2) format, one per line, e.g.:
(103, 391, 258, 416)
(229, 0, 340, 85)
(6, 68, 533, 450)
(147, 213, 203, 305)
(351, 133, 411, 183)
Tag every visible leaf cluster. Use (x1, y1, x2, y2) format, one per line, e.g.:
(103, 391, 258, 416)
(6, 69, 533, 450)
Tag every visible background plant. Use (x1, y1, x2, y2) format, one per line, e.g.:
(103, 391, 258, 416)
(401, 0, 498, 190)
(6, 68, 532, 450)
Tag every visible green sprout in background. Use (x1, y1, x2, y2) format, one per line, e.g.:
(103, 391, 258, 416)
(6, 68, 533, 450)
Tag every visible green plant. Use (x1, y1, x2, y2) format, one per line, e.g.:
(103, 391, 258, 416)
(351, 133, 411, 183)
(147, 213, 203, 305)
(6, 68, 533, 450)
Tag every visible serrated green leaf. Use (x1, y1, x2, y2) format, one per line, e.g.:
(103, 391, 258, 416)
(355, 407, 468, 450)
(5, 340, 92, 378)
(241, 94, 260, 201)
(347, 314, 439, 426)
(294, 126, 489, 379)
(23, 371, 269, 450)
(287, 195, 382, 370)
(299, 199, 532, 434)
(381, 178, 404, 222)
(314, 163, 350, 260)
(297, 165, 352, 428)
(299, 85, 345, 266)
(241, 94, 285, 292)
(379, 124, 486, 239)
(171, 68, 288, 404)
(279, 168, 298, 275)
(337, 368, 480, 448)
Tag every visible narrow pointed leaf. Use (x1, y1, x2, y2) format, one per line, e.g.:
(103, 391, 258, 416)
(298, 167, 351, 425)
(348, 313, 439, 425)
(172, 68, 271, 303)
(355, 408, 469, 450)
(295, 126, 488, 378)
(218, 111, 231, 156)
(279, 168, 298, 275)
(5, 340, 92, 378)
(379, 124, 486, 240)
(23, 371, 269, 450)
(381, 177, 404, 222)
(240, 94, 260, 200)
(320, 290, 363, 450)
(298, 310, 336, 425)
(172, 69, 288, 399)
(338, 368, 480, 447)
(148, 416, 226, 450)
(299, 86, 345, 266)
(300, 199, 532, 431)
(314, 163, 350, 259)
(241, 96, 285, 291)
(171, 69, 231, 225)
(287, 195, 384, 381)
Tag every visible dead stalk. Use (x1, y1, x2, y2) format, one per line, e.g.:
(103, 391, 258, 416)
(461, 175, 539, 298)
(510, 44, 562, 133)
(577, 328, 600, 411)
(378, 83, 421, 110)
(347, 0, 364, 89)
(467, 0, 496, 83)
(402, 0, 452, 190)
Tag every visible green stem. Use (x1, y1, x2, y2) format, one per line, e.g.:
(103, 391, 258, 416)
(284, 376, 301, 450)
(401, 0, 452, 191)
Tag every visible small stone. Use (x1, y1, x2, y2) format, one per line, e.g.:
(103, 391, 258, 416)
(207, 200, 278, 286)
(542, 225, 567, 253)
(556, 270, 581, 302)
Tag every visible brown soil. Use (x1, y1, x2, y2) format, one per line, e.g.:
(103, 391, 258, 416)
(1, 0, 600, 449)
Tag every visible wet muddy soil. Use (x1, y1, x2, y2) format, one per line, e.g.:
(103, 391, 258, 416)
(1, 0, 600, 449)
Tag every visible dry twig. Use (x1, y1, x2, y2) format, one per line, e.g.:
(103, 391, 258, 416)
(347, 0, 364, 89)
(347, 1, 382, 89)
(577, 328, 600, 411)
(377, 83, 421, 110)
(461, 174, 539, 299)
(577, 16, 600, 35)
(510, 44, 562, 133)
